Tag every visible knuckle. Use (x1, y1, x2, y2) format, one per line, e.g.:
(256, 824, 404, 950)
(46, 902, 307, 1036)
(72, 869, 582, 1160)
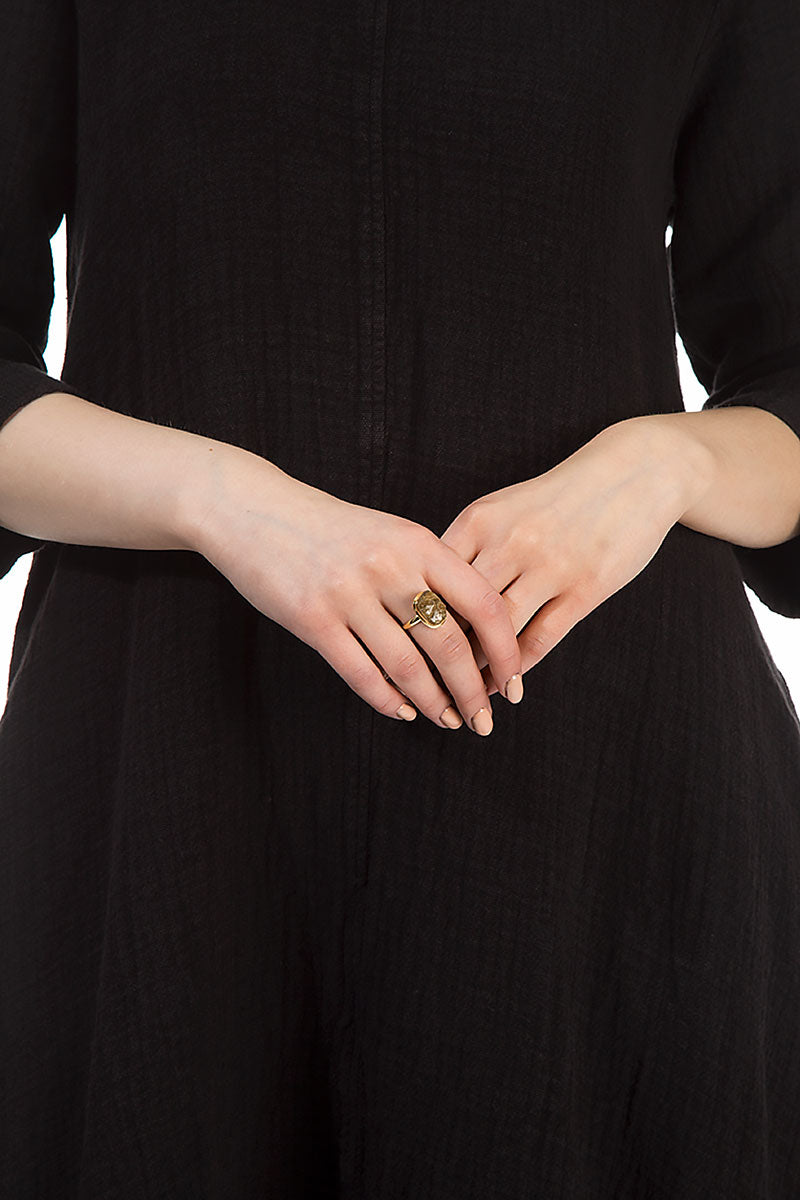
(318, 557, 351, 595)
(349, 660, 380, 691)
(574, 571, 601, 603)
(463, 500, 487, 529)
(393, 648, 422, 681)
(540, 544, 570, 578)
(516, 519, 545, 553)
(526, 625, 552, 657)
(408, 522, 439, 553)
(463, 687, 489, 718)
(375, 691, 406, 718)
(296, 595, 335, 637)
(476, 587, 507, 618)
(501, 648, 523, 675)
(360, 542, 397, 581)
(437, 628, 467, 662)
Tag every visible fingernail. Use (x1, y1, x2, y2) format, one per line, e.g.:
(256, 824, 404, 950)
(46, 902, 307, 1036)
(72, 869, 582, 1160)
(470, 706, 493, 736)
(440, 705, 463, 729)
(504, 673, 524, 703)
(396, 703, 417, 721)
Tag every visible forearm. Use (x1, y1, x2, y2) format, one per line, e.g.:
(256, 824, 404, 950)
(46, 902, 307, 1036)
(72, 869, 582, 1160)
(607, 408, 800, 547)
(0, 391, 279, 555)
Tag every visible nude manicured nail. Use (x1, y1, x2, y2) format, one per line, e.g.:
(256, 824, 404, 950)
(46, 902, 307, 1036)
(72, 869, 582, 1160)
(440, 706, 463, 729)
(396, 703, 417, 721)
(504, 673, 524, 703)
(470, 707, 493, 736)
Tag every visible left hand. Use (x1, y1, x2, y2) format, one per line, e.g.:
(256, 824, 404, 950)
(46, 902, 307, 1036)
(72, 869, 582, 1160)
(437, 418, 712, 699)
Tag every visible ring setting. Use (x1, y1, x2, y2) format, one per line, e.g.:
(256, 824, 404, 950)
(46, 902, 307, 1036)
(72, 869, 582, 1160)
(401, 588, 449, 630)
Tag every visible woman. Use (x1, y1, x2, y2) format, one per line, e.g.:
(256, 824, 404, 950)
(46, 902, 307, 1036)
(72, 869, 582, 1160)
(1, 0, 799, 1194)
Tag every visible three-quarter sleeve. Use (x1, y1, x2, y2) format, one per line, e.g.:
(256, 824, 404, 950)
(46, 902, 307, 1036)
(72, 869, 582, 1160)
(667, 0, 800, 619)
(0, 0, 86, 580)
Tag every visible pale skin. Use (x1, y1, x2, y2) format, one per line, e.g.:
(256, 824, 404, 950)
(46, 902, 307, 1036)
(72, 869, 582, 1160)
(440, 407, 800, 702)
(0, 393, 799, 736)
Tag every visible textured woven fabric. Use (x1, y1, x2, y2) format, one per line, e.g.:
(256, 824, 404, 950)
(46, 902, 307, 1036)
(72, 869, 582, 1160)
(1, 0, 800, 1196)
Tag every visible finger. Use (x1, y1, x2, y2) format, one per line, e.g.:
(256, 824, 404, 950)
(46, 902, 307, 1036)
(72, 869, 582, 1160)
(517, 589, 589, 667)
(312, 622, 425, 723)
(452, 548, 521, 641)
(386, 579, 500, 734)
(399, 607, 495, 734)
(346, 600, 466, 730)
(436, 515, 480, 563)
(484, 589, 588, 696)
(467, 575, 543, 673)
(424, 547, 523, 706)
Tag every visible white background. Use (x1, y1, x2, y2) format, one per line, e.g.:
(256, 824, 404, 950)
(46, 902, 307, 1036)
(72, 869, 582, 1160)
(1, 219, 798, 712)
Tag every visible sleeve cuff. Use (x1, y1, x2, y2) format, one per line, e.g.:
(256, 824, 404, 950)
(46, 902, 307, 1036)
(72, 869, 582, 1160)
(0, 354, 85, 581)
(701, 357, 800, 619)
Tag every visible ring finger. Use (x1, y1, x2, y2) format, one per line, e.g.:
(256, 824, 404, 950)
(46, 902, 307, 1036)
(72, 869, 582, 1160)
(347, 599, 467, 729)
(359, 586, 493, 734)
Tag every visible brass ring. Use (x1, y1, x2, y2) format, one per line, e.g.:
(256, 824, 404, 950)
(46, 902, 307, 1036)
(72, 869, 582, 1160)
(401, 588, 449, 631)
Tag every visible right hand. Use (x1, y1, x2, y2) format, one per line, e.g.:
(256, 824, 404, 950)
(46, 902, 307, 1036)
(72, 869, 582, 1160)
(187, 446, 523, 734)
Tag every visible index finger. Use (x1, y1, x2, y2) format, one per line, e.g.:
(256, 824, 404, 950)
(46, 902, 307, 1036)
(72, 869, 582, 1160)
(424, 547, 522, 702)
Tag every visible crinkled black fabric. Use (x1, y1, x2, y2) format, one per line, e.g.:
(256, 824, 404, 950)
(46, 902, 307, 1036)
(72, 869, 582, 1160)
(1, 1, 799, 1196)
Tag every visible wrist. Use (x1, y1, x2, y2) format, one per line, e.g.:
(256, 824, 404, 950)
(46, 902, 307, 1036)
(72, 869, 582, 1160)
(169, 435, 295, 558)
(597, 415, 717, 523)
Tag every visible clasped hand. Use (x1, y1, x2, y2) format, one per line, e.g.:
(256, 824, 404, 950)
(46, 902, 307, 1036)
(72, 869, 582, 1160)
(194, 418, 705, 736)
(437, 420, 701, 701)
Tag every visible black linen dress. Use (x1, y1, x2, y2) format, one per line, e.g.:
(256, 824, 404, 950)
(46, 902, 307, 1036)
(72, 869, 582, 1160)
(1, 0, 800, 1195)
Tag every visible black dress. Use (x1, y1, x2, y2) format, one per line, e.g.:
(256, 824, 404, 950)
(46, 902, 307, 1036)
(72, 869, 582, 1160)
(1, 0, 799, 1195)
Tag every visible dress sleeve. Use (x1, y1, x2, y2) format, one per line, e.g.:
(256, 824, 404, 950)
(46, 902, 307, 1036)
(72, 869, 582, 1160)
(667, 0, 800, 619)
(0, 0, 86, 580)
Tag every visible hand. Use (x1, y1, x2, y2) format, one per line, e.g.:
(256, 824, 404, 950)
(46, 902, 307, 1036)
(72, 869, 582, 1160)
(188, 445, 523, 733)
(437, 418, 714, 697)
